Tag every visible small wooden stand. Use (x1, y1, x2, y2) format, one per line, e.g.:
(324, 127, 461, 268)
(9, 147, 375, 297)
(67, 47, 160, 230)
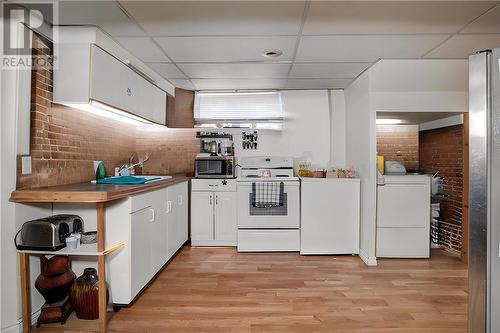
(17, 202, 123, 333)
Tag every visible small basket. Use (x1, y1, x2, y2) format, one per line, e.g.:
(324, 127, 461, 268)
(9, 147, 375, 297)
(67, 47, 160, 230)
(312, 170, 325, 178)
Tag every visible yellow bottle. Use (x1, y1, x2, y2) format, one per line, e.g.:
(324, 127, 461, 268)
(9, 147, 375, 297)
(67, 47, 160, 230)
(377, 156, 385, 175)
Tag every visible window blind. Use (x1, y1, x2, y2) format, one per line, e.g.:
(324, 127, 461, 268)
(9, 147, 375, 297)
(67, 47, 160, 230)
(194, 91, 283, 126)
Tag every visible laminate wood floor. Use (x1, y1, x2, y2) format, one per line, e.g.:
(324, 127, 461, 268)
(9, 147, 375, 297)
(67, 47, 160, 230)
(33, 247, 467, 333)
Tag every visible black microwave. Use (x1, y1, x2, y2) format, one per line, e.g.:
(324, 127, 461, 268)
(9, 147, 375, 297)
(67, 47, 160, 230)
(195, 156, 235, 179)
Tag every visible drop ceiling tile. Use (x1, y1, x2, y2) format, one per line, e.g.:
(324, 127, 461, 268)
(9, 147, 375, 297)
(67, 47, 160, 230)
(425, 34, 500, 58)
(303, 1, 494, 35)
(178, 63, 291, 79)
(289, 63, 372, 79)
(59, 1, 144, 36)
(169, 79, 196, 90)
(461, 4, 500, 33)
(285, 79, 353, 90)
(191, 79, 287, 90)
(296, 35, 449, 63)
(119, 1, 305, 36)
(115, 37, 170, 63)
(155, 36, 296, 63)
(147, 63, 186, 79)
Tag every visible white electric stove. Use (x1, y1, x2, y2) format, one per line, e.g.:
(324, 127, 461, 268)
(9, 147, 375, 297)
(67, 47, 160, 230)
(236, 156, 300, 252)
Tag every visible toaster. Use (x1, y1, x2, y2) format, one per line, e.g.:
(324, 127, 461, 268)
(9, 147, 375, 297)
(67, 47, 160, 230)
(15, 215, 84, 251)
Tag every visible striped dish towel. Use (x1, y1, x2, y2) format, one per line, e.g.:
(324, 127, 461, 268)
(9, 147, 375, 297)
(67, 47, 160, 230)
(251, 182, 284, 208)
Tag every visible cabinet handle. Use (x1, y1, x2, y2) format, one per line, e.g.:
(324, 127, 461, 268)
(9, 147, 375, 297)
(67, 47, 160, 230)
(178, 195, 182, 206)
(149, 208, 155, 222)
(216, 195, 218, 205)
(209, 195, 213, 205)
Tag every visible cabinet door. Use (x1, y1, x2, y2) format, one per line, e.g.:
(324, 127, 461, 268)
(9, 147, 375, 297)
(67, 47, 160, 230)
(119, 63, 141, 114)
(150, 189, 168, 275)
(175, 182, 189, 249)
(215, 192, 237, 244)
(90, 45, 121, 107)
(190, 192, 214, 243)
(130, 206, 153, 298)
(150, 85, 166, 125)
(138, 78, 154, 121)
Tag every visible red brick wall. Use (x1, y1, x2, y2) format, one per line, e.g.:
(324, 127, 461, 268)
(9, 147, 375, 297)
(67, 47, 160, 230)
(16, 33, 197, 189)
(376, 125, 419, 170)
(136, 127, 198, 177)
(419, 124, 464, 254)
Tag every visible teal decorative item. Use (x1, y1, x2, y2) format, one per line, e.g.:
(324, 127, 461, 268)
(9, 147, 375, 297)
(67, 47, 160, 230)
(93, 161, 106, 180)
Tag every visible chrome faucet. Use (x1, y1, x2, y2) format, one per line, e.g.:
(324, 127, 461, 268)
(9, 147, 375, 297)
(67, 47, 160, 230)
(119, 152, 151, 176)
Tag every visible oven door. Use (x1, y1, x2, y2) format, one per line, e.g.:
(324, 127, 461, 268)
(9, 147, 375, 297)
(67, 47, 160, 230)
(237, 181, 299, 228)
(195, 158, 234, 178)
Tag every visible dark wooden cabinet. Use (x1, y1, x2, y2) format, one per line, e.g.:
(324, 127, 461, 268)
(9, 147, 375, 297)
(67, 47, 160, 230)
(166, 88, 195, 128)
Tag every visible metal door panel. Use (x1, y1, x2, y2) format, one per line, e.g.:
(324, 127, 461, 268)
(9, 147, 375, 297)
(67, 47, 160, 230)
(488, 48, 500, 333)
(468, 51, 490, 333)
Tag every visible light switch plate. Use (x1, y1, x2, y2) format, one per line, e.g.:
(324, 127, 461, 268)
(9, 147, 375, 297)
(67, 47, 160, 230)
(21, 156, 32, 175)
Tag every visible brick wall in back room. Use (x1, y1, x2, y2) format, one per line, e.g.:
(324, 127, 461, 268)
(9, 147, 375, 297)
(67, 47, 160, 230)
(376, 125, 419, 171)
(419, 124, 464, 254)
(16, 32, 198, 190)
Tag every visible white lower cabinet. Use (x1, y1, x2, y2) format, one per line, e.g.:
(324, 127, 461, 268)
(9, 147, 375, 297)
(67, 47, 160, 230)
(167, 182, 189, 258)
(106, 181, 188, 305)
(150, 190, 168, 275)
(215, 192, 237, 242)
(191, 192, 215, 242)
(191, 179, 237, 246)
(130, 206, 156, 297)
(300, 178, 360, 255)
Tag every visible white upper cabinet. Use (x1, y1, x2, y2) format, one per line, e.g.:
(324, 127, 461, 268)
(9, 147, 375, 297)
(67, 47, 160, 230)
(90, 46, 122, 108)
(54, 27, 170, 125)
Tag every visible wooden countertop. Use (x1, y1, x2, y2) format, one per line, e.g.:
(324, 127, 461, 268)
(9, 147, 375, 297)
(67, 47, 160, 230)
(10, 175, 190, 203)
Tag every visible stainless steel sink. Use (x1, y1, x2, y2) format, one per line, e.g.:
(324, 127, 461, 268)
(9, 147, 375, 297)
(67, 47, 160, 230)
(140, 175, 172, 182)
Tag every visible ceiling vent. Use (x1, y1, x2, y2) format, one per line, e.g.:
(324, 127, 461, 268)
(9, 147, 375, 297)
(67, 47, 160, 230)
(262, 50, 283, 58)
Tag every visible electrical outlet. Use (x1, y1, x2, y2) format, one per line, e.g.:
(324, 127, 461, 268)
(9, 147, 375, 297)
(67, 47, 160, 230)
(21, 156, 32, 175)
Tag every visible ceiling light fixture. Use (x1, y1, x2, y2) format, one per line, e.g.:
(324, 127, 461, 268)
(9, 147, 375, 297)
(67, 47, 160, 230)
(376, 118, 403, 125)
(262, 49, 283, 58)
(65, 100, 153, 126)
(197, 91, 278, 96)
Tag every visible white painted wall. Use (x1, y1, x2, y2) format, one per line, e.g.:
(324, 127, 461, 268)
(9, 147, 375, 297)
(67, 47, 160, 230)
(1, 54, 50, 333)
(330, 89, 346, 167)
(371, 59, 469, 113)
(228, 90, 333, 167)
(344, 71, 378, 266)
(1, 16, 51, 332)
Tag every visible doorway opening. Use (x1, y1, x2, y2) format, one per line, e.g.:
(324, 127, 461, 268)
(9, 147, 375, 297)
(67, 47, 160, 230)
(376, 112, 469, 262)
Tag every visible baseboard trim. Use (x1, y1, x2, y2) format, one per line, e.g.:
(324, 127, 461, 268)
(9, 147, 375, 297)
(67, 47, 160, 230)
(1, 309, 40, 333)
(359, 249, 378, 266)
